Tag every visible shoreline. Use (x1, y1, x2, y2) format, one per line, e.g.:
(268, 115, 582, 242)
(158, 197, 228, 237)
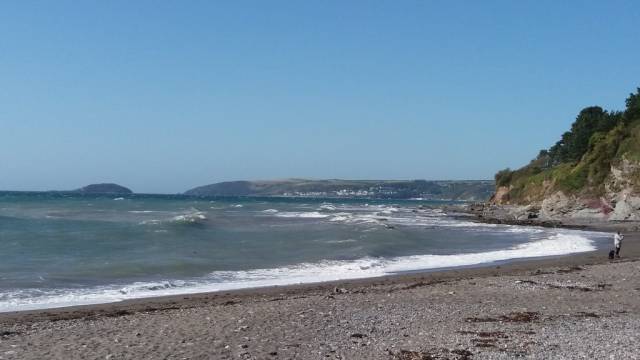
(1, 228, 631, 323)
(2, 230, 638, 359)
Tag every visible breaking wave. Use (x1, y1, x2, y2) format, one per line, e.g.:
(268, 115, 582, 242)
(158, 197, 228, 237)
(0, 232, 597, 312)
(275, 211, 330, 219)
(139, 209, 207, 225)
(170, 211, 207, 224)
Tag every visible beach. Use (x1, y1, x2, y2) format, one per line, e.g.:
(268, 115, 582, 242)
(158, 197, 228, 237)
(3, 1, 639, 358)
(1, 230, 638, 359)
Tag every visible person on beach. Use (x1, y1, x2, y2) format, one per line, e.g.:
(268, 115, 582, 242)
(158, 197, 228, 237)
(614, 231, 624, 258)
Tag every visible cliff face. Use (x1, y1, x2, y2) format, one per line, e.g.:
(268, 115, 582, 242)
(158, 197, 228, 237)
(491, 88, 640, 221)
(535, 159, 640, 221)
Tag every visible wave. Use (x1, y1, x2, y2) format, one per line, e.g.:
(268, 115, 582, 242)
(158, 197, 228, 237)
(170, 211, 207, 224)
(140, 219, 162, 225)
(318, 204, 337, 211)
(378, 207, 400, 214)
(139, 209, 207, 225)
(329, 213, 382, 224)
(275, 211, 330, 219)
(0, 232, 597, 312)
(324, 239, 358, 244)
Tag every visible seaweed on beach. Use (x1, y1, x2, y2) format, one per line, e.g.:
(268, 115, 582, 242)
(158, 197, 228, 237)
(471, 338, 497, 348)
(0, 330, 20, 337)
(222, 300, 241, 306)
(393, 350, 434, 360)
(465, 311, 540, 323)
(393, 348, 473, 360)
(464, 316, 500, 323)
(457, 330, 508, 338)
(574, 312, 600, 318)
(104, 309, 133, 318)
(502, 311, 540, 322)
(547, 284, 592, 292)
(556, 266, 584, 274)
(401, 280, 446, 290)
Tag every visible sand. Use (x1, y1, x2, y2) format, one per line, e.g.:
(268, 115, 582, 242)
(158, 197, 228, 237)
(1, 230, 639, 359)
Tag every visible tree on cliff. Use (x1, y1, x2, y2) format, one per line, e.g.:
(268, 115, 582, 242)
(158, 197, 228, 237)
(547, 106, 621, 166)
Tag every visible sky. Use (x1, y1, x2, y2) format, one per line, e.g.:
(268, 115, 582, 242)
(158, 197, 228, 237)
(1, 1, 639, 194)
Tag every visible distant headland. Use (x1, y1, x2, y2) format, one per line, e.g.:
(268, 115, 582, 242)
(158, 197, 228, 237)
(73, 183, 133, 195)
(184, 179, 494, 201)
(2, 180, 495, 201)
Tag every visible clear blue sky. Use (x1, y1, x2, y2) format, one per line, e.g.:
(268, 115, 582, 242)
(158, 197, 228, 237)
(1, 1, 638, 193)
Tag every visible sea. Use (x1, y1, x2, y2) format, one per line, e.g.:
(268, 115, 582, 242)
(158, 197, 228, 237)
(0, 192, 610, 312)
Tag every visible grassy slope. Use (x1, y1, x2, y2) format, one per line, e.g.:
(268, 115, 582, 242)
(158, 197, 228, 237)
(497, 105, 640, 205)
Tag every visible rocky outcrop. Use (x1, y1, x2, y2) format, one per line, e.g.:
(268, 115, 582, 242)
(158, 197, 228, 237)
(607, 158, 640, 220)
(490, 158, 640, 222)
(539, 192, 608, 220)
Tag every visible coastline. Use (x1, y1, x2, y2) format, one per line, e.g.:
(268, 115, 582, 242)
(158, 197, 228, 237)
(0, 224, 615, 320)
(1, 225, 630, 321)
(1, 229, 638, 358)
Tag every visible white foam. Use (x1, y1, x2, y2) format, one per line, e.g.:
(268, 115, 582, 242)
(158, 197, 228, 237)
(378, 207, 400, 214)
(324, 239, 358, 244)
(139, 219, 162, 225)
(275, 211, 330, 219)
(318, 204, 337, 211)
(384, 233, 595, 272)
(113, 197, 125, 201)
(262, 209, 279, 214)
(171, 211, 207, 223)
(0, 231, 598, 313)
(504, 227, 545, 234)
(328, 213, 353, 222)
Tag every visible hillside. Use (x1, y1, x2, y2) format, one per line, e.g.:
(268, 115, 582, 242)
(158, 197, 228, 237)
(491, 88, 640, 220)
(184, 179, 494, 201)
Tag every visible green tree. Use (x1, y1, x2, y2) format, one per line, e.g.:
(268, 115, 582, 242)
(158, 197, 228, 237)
(623, 88, 640, 124)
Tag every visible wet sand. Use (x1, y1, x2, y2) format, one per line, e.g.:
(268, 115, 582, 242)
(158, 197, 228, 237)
(1, 230, 639, 359)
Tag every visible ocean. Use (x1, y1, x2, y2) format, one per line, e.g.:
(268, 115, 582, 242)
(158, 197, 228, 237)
(0, 192, 609, 312)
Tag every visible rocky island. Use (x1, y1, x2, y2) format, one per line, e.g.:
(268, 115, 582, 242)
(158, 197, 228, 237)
(73, 183, 133, 195)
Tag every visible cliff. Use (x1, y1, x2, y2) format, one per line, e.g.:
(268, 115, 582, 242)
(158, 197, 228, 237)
(490, 88, 640, 221)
